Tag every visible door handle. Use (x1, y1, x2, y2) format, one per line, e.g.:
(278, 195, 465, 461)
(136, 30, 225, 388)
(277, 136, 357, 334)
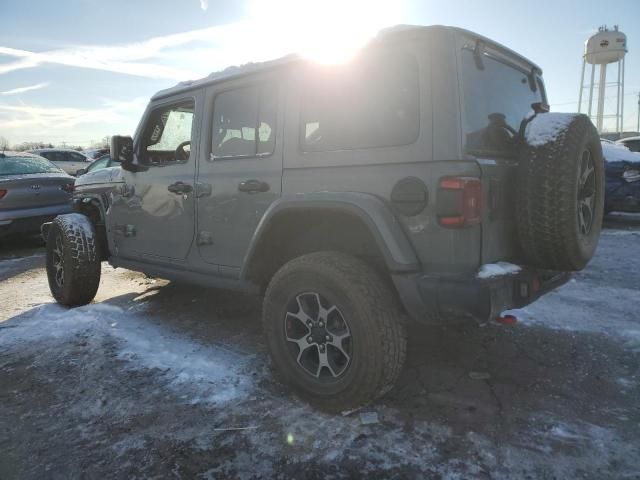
(167, 182, 193, 194)
(238, 179, 270, 193)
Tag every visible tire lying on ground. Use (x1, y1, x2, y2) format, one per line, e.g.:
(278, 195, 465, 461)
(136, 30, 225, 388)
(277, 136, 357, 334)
(517, 113, 604, 271)
(46, 213, 101, 306)
(263, 251, 407, 413)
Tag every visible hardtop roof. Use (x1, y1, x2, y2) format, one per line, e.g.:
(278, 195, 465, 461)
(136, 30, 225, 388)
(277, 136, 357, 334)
(152, 25, 542, 101)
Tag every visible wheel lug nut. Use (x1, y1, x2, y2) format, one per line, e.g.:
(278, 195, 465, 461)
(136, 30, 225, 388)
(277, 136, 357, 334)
(325, 335, 331, 341)
(307, 336, 313, 343)
(319, 345, 325, 352)
(319, 321, 324, 327)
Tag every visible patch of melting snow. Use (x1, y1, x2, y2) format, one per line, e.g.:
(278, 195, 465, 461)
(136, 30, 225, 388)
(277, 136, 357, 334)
(0, 301, 254, 405)
(477, 262, 521, 279)
(525, 113, 577, 146)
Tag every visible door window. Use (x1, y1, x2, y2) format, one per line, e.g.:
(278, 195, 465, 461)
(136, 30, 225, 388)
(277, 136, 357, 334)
(68, 152, 87, 162)
(88, 157, 109, 171)
(140, 100, 195, 165)
(50, 152, 67, 162)
(211, 86, 276, 159)
(624, 140, 640, 152)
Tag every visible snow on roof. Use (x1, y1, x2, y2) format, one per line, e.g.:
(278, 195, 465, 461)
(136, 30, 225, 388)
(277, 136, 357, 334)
(154, 25, 541, 101)
(524, 113, 578, 147)
(601, 141, 640, 164)
(153, 54, 301, 100)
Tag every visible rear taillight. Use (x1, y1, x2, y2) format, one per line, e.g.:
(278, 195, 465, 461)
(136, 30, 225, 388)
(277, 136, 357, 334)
(437, 177, 482, 228)
(0, 189, 6, 200)
(61, 183, 74, 194)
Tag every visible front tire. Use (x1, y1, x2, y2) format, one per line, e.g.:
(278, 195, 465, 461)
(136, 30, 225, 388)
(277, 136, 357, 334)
(46, 214, 101, 306)
(263, 251, 406, 412)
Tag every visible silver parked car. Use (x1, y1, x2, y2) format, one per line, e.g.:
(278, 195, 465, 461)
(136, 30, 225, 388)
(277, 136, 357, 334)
(28, 148, 92, 175)
(0, 152, 74, 237)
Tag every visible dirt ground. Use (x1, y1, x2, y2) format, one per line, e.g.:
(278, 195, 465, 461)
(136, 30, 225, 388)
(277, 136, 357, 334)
(1, 215, 639, 479)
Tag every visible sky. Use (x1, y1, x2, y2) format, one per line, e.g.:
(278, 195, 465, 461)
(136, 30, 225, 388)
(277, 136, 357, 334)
(0, 0, 639, 146)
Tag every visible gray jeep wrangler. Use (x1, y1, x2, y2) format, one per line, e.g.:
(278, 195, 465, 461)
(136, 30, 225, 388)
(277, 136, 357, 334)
(43, 25, 604, 412)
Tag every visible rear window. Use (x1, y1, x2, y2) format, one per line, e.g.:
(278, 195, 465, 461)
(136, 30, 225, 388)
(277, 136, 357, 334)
(211, 85, 277, 159)
(461, 49, 544, 156)
(299, 51, 420, 152)
(0, 156, 64, 175)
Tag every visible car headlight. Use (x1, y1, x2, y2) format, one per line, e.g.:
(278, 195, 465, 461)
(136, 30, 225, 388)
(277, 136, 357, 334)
(622, 169, 640, 183)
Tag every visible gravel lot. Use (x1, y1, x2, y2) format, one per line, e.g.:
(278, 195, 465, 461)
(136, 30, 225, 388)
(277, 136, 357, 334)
(1, 215, 639, 479)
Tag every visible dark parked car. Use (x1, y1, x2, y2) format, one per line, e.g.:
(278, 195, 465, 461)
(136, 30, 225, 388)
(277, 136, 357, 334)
(44, 25, 604, 412)
(603, 140, 640, 213)
(0, 152, 74, 238)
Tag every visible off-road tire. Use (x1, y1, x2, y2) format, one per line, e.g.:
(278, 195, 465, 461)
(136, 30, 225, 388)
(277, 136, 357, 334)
(263, 251, 407, 413)
(46, 213, 101, 306)
(517, 113, 604, 271)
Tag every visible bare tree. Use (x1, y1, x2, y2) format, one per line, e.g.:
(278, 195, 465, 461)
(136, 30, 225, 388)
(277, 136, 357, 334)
(0, 136, 9, 150)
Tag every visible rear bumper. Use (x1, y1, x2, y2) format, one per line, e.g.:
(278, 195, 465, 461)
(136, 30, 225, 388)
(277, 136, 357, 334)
(393, 266, 571, 324)
(0, 203, 72, 237)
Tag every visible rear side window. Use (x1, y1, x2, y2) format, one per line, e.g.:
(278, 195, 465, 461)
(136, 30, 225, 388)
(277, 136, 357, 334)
(211, 85, 277, 159)
(461, 49, 543, 156)
(299, 52, 420, 152)
(625, 140, 640, 152)
(68, 152, 86, 162)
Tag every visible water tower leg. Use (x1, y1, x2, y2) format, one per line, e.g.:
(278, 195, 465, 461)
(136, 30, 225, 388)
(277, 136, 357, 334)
(578, 58, 586, 113)
(621, 56, 625, 134)
(616, 60, 621, 134)
(587, 63, 596, 118)
(596, 63, 606, 132)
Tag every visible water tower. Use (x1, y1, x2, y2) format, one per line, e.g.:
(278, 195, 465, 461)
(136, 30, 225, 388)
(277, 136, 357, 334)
(578, 25, 627, 134)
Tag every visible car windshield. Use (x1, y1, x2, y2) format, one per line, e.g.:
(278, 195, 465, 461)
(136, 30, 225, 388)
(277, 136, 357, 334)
(0, 155, 64, 175)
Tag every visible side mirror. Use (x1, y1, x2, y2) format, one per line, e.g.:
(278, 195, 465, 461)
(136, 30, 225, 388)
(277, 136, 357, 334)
(110, 135, 143, 172)
(76, 168, 87, 176)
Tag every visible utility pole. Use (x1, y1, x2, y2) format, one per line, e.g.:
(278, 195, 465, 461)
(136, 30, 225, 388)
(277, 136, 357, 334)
(637, 92, 640, 133)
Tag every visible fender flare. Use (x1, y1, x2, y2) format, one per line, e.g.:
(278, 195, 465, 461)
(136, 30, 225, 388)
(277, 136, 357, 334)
(71, 193, 109, 223)
(240, 192, 420, 278)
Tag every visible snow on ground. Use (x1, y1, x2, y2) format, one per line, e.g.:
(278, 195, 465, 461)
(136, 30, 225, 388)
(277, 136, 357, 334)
(2, 301, 254, 406)
(1, 216, 639, 478)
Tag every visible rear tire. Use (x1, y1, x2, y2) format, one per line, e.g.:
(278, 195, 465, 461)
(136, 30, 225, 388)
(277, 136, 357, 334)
(263, 251, 406, 413)
(46, 214, 101, 306)
(517, 114, 604, 271)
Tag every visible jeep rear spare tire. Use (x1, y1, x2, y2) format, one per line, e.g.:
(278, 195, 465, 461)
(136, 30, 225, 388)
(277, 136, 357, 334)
(46, 213, 101, 306)
(263, 251, 407, 413)
(517, 113, 604, 271)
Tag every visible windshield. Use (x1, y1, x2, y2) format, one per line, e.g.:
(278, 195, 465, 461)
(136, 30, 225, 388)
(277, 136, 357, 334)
(0, 155, 64, 176)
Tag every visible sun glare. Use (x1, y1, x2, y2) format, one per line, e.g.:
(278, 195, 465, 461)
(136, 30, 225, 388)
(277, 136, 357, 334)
(247, 0, 402, 64)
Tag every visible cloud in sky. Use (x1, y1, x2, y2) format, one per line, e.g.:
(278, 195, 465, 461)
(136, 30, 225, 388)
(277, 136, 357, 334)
(200, 0, 209, 11)
(0, 82, 50, 96)
(0, 97, 148, 144)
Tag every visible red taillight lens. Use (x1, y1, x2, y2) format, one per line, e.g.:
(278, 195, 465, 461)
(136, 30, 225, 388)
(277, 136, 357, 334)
(0, 189, 6, 200)
(438, 177, 482, 228)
